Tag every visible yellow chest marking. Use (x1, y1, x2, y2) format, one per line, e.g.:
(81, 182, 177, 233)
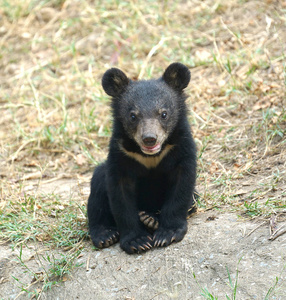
(120, 144, 174, 169)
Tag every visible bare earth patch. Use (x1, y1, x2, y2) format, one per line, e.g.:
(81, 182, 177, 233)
(1, 209, 285, 299)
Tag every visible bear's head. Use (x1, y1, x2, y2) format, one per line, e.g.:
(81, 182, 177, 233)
(102, 63, 191, 155)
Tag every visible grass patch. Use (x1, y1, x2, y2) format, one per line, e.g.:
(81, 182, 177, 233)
(0, 193, 88, 249)
(12, 244, 83, 298)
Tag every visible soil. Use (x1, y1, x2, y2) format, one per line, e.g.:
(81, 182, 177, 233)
(1, 198, 285, 299)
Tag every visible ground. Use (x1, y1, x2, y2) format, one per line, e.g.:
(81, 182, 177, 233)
(1, 203, 286, 299)
(0, 0, 286, 299)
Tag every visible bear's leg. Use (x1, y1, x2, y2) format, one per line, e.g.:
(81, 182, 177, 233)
(87, 163, 119, 248)
(153, 165, 196, 247)
(106, 175, 153, 254)
(139, 192, 198, 231)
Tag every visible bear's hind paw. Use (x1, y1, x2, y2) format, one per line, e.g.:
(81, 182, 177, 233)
(153, 225, 187, 247)
(120, 232, 153, 254)
(90, 227, 119, 249)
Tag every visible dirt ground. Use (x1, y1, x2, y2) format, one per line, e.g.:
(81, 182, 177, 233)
(0, 180, 286, 300)
(1, 209, 286, 299)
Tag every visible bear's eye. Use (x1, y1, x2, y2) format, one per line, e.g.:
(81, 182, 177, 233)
(161, 111, 168, 120)
(130, 112, 137, 122)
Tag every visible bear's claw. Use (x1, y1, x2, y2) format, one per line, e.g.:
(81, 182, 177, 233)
(138, 211, 159, 230)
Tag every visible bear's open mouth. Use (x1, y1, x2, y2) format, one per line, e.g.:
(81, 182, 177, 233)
(140, 144, 161, 155)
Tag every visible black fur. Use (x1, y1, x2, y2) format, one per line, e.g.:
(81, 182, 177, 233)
(87, 63, 197, 254)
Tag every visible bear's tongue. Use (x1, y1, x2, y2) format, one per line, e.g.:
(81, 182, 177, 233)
(141, 144, 161, 154)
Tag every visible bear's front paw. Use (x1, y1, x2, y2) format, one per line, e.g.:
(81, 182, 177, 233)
(120, 232, 153, 254)
(138, 211, 159, 230)
(153, 224, 187, 247)
(90, 226, 119, 249)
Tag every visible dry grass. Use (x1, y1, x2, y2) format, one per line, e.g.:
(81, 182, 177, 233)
(0, 0, 286, 248)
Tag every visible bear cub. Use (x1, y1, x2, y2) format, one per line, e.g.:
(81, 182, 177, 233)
(87, 63, 197, 254)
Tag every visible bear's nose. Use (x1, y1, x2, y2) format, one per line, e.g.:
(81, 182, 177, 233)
(142, 134, 157, 147)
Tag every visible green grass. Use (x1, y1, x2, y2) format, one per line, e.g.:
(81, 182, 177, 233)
(12, 244, 82, 298)
(0, 193, 88, 249)
(194, 258, 286, 300)
(193, 261, 240, 300)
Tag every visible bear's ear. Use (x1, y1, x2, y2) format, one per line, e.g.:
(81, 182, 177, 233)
(162, 63, 191, 91)
(102, 68, 129, 97)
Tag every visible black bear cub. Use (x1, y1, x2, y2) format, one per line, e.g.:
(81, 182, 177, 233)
(87, 63, 197, 254)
